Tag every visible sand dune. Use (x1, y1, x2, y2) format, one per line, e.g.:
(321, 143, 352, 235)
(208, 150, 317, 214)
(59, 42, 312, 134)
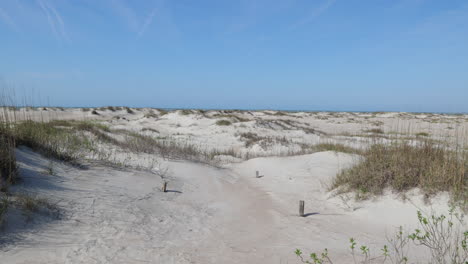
(0, 108, 466, 263)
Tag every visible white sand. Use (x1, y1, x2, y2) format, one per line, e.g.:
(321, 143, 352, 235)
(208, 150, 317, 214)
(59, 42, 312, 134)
(0, 108, 466, 263)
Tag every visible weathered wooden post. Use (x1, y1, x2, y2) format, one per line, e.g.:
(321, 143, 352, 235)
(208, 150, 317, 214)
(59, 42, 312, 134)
(299, 200, 305, 217)
(256, 171, 259, 178)
(162, 181, 167, 192)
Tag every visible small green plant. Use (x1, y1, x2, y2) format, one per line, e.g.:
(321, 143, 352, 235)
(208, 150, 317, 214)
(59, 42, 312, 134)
(295, 210, 468, 263)
(408, 209, 468, 263)
(215, 120, 231, 126)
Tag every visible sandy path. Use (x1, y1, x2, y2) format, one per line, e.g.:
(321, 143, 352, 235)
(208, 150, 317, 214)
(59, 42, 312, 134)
(1, 148, 282, 263)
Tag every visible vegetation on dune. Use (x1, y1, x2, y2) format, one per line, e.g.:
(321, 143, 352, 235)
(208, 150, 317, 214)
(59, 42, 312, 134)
(179, 109, 192, 115)
(157, 109, 168, 116)
(12, 121, 87, 163)
(363, 128, 384, 134)
(125, 107, 134, 114)
(0, 128, 18, 188)
(144, 110, 158, 118)
(215, 120, 232, 126)
(0, 194, 8, 225)
(332, 139, 468, 203)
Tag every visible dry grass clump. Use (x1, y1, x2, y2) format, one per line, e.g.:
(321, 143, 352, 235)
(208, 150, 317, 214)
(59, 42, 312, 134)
(216, 120, 232, 126)
(415, 132, 430, 137)
(141, 127, 159, 133)
(144, 110, 158, 118)
(15, 194, 58, 217)
(0, 128, 18, 188)
(332, 140, 467, 202)
(363, 128, 384, 134)
(239, 132, 262, 147)
(212, 113, 249, 122)
(179, 109, 192, 115)
(0, 194, 8, 225)
(157, 109, 168, 116)
(125, 107, 134, 114)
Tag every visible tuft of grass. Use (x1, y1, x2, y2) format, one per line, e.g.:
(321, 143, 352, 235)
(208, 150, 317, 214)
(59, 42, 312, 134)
(157, 109, 168, 116)
(16, 194, 57, 217)
(179, 109, 192, 115)
(215, 120, 231, 126)
(239, 132, 262, 147)
(332, 140, 467, 203)
(0, 194, 8, 225)
(363, 128, 384, 134)
(144, 110, 158, 118)
(416, 132, 430, 137)
(142, 127, 159, 133)
(18, 195, 41, 212)
(125, 107, 134, 114)
(0, 130, 18, 187)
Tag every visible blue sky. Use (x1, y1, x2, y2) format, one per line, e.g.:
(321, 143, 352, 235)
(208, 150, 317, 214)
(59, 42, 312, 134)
(0, 0, 467, 112)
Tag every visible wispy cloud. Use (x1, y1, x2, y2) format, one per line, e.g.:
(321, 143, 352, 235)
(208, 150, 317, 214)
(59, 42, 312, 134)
(109, 0, 163, 38)
(138, 7, 158, 38)
(36, 0, 69, 42)
(289, 0, 336, 30)
(109, 0, 139, 32)
(0, 6, 18, 31)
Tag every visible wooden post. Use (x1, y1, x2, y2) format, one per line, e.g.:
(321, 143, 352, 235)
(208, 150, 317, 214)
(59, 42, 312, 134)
(299, 200, 305, 217)
(162, 181, 167, 192)
(256, 171, 259, 178)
